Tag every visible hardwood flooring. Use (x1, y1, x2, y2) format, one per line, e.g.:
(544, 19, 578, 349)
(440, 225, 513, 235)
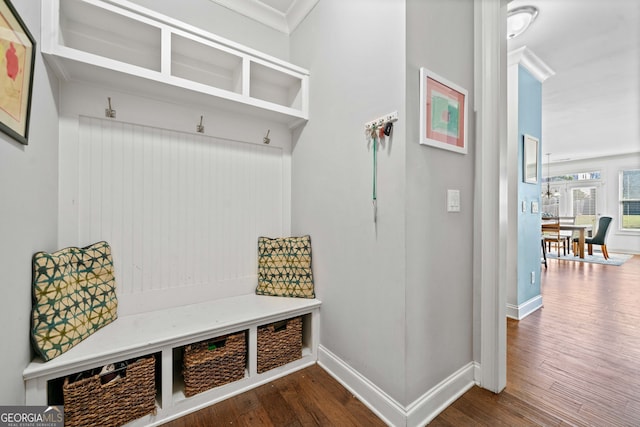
(165, 255, 640, 426)
(433, 254, 640, 426)
(163, 363, 386, 426)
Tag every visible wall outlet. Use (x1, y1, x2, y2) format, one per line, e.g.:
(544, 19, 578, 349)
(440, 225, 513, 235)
(530, 271, 535, 284)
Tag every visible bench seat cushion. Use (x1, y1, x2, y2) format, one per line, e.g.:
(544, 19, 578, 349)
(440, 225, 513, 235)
(256, 236, 315, 299)
(31, 241, 118, 361)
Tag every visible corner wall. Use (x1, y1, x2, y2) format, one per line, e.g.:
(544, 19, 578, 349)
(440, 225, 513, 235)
(290, 0, 408, 409)
(291, 0, 478, 423)
(0, 1, 59, 404)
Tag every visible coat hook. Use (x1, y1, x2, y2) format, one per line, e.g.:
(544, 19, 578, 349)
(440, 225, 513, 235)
(263, 129, 270, 145)
(196, 115, 204, 133)
(105, 97, 116, 118)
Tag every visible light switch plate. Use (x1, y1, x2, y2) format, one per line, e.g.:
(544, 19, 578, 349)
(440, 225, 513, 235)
(531, 200, 539, 213)
(447, 189, 460, 212)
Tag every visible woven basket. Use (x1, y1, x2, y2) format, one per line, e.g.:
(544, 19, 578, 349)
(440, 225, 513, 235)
(183, 331, 247, 397)
(257, 316, 302, 373)
(63, 356, 156, 427)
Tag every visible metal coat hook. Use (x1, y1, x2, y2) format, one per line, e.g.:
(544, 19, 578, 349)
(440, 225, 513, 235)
(196, 116, 204, 133)
(105, 97, 116, 118)
(263, 129, 271, 144)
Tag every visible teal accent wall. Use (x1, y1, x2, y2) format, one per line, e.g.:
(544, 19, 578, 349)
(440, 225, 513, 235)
(517, 65, 542, 305)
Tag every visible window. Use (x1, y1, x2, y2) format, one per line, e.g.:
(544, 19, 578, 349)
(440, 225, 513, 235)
(620, 169, 640, 230)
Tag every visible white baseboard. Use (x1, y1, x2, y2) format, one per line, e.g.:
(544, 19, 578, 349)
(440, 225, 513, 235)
(506, 294, 543, 320)
(318, 345, 476, 427)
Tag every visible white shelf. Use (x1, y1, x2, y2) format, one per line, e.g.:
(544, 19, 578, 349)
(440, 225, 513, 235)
(24, 294, 321, 426)
(42, 0, 309, 127)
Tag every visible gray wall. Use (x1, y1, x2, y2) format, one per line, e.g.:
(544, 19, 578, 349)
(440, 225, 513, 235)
(291, 0, 476, 408)
(290, 0, 409, 404)
(405, 0, 475, 403)
(0, 0, 59, 404)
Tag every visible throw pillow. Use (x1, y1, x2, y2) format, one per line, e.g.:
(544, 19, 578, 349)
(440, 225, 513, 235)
(31, 241, 118, 361)
(256, 235, 315, 298)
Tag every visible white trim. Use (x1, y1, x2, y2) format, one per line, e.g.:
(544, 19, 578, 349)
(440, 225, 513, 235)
(318, 346, 476, 427)
(473, 0, 508, 394)
(406, 363, 476, 427)
(508, 46, 555, 83)
(506, 295, 543, 320)
(286, 0, 319, 34)
(208, 0, 318, 34)
(318, 346, 405, 427)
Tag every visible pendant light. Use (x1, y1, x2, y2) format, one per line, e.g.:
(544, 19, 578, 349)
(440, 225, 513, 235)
(542, 153, 560, 199)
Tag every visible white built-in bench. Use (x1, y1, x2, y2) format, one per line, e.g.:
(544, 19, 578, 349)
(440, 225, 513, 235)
(23, 294, 321, 427)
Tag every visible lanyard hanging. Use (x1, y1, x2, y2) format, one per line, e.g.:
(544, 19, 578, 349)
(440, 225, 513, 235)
(367, 118, 394, 224)
(372, 130, 378, 223)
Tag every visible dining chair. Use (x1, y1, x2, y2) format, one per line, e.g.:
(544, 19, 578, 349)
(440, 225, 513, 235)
(542, 217, 567, 256)
(573, 216, 612, 259)
(559, 216, 576, 253)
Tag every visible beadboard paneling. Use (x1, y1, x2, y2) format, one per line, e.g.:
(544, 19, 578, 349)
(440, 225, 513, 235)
(75, 116, 284, 307)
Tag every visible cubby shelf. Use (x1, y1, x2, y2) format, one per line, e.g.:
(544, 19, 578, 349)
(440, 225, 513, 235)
(41, 0, 310, 127)
(24, 295, 321, 426)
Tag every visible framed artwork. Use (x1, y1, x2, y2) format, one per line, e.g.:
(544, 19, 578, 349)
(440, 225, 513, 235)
(419, 67, 468, 154)
(523, 134, 539, 184)
(0, 0, 36, 145)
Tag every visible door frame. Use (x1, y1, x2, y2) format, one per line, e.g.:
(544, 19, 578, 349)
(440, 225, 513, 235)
(474, 0, 508, 393)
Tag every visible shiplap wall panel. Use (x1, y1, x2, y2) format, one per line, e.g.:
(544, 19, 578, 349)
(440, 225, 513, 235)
(77, 116, 283, 298)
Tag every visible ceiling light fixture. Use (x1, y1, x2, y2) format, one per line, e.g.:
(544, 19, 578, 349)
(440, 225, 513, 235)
(542, 153, 560, 199)
(507, 6, 539, 39)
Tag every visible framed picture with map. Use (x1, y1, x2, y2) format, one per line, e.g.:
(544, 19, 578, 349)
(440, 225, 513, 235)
(419, 67, 468, 154)
(0, 0, 35, 145)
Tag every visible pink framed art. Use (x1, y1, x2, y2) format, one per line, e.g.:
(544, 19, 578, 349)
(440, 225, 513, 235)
(419, 67, 468, 154)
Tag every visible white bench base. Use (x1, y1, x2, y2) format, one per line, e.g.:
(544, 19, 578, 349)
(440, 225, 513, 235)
(24, 294, 321, 426)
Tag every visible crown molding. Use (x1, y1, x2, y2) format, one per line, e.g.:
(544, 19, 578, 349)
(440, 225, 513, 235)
(508, 46, 555, 83)
(209, 0, 318, 34)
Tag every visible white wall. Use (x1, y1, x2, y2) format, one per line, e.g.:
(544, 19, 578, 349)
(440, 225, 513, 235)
(405, 0, 475, 404)
(0, 1, 59, 404)
(549, 153, 640, 254)
(126, 0, 290, 61)
(57, 81, 294, 314)
(290, 0, 408, 406)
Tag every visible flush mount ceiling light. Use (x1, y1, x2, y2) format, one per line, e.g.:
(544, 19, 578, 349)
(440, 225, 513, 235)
(507, 6, 539, 39)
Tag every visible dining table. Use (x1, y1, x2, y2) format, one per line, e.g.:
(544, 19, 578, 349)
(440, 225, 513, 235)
(543, 221, 593, 259)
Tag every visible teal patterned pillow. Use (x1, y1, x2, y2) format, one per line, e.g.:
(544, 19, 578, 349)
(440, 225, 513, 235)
(256, 236, 315, 298)
(31, 241, 118, 361)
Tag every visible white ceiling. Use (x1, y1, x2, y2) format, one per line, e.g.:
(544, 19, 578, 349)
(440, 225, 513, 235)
(211, 0, 639, 162)
(508, 0, 640, 162)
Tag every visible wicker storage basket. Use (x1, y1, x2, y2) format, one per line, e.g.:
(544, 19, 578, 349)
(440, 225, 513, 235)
(62, 356, 156, 427)
(183, 331, 247, 397)
(257, 316, 302, 373)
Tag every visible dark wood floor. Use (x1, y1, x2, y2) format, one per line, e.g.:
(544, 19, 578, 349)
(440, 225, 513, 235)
(433, 254, 640, 426)
(164, 363, 386, 426)
(165, 255, 640, 426)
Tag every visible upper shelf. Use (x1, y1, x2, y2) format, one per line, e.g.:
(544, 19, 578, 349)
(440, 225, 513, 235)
(41, 0, 309, 127)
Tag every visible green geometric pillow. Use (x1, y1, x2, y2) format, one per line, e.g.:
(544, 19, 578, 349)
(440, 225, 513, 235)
(31, 241, 118, 361)
(256, 236, 315, 299)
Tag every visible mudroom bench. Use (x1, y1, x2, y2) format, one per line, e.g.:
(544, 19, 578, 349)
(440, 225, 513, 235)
(23, 294, 321, 426)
